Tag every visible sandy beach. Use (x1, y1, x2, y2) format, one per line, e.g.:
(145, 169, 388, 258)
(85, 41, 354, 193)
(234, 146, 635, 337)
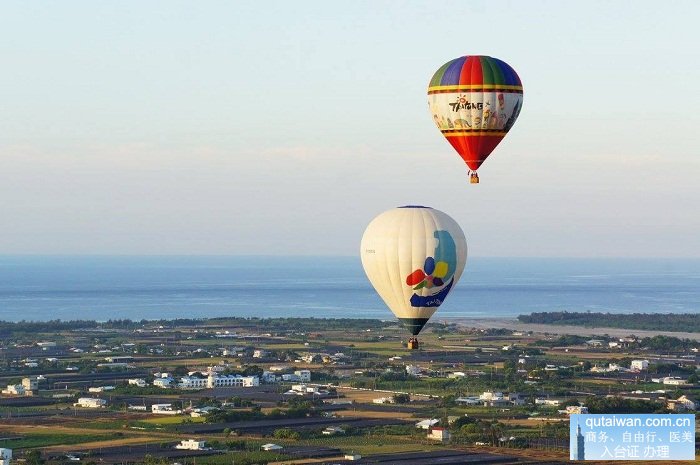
(444, 317, 700, 341)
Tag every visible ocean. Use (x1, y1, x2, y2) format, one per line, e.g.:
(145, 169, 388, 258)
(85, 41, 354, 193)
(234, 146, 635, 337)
(0, 256, 698, 322)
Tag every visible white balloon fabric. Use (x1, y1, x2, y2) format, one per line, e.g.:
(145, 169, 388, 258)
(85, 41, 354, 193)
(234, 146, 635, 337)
(360, 206, 468, 335)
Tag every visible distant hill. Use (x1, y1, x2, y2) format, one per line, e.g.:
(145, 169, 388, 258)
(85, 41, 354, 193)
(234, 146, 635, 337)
(518, 311, 700, 333)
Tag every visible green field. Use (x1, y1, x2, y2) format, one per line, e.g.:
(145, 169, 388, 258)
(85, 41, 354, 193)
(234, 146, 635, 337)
(0, 432, 126, 449)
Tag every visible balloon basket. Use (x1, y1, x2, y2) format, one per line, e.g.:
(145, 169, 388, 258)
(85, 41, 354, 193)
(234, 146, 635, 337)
(407, 338, 419, 350)
(469, 173, 480, 184)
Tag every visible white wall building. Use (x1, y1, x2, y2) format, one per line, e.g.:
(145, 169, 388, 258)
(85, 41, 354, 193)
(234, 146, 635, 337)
(291, 384, 319, 394)
(175, 439, 206, 450)
(662, 377, 688, 386)
(75, 398, 107, 408)
(0, 448, 12, 465)
(415, 419, 440, 430)
(261, 443, 283, 451)
(1, 384, 25, 396)
(405, 365, 422, 376)
(179, 376, 208, 389)
(151, 403, 181, 415)
(153, 377, 174, 388)
(455, 396, 481, 405)
(564, 405, 589, 415)
(22, 377, 38, 392)
(667, 395, 696, 411)
(428, 427, 451, 442)
(631, 360, 649, 371)
(535, 398, 562, 406)
(128, 378, 147, 387)
(294, 370, 311, 382)
(88, 386, 115, 393)
(479, 391, 504, 401)
(175, 373, 260, 390)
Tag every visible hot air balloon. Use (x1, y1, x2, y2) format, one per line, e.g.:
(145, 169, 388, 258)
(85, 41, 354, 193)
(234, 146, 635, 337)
(360, 206, 467, 349)
(427, 55, 523, 183)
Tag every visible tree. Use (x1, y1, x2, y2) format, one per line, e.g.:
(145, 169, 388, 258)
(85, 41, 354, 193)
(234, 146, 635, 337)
(24, 450, 45, 465)
(273, 428, 300, 440)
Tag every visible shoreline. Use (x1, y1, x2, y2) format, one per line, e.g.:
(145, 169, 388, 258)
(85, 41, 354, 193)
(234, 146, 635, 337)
(443, 317, 700, 341)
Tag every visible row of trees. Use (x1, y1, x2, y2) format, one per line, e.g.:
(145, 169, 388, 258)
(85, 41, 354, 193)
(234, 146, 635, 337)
(519, 311, 700, 333)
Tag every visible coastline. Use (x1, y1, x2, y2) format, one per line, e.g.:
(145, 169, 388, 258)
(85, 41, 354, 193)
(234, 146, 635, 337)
(443, 317, 700, 341)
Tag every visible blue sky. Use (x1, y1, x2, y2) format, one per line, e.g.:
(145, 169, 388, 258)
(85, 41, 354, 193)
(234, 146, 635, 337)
(1, 1, 699, 256)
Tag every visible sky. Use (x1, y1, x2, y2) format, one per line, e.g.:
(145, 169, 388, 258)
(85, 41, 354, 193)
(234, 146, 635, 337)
(1, 1, 699, 257)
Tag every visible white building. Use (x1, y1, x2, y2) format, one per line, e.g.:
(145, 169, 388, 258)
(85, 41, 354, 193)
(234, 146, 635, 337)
(427, 427, 451, 442)
(22, 377, 38, 393)
(651, 376, 689, 385)
(662, 377, 689, 386)
(479, 391, 512, 407)
(0, 448, 12, 465)
(291, 384, 319, 394)
(178, 376, 208, 390)
(75, 398, 107, 408)
(415, 419, 440, 430)
(174, 373, 261, 390)
(253, 349, 268, 358)
(322, 426, 345, 435)
(128, 378, 147, 387)
(294, 370, 311, 382)
(190, 406, 219, 417)
(211, 374, 259, 388)
(153, 377, 174, 388)
(479, 391, 503, 401)
(1, 384, 25, 396)
(152, 403, 181, 415)
(667, 395, 696, 411)
(261, 443, 283, 451)
(175, 439, 206, 450)
(405, 365, 422, 376)
(631, 360, 649, 371)
(88, 386, 115, 393)
(455, 396, 481, 405)
(563, 405, 589, 415)
(535, 398, 562, 406)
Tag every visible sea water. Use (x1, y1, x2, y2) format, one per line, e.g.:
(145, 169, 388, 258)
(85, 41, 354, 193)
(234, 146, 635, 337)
(0, 256, 698, 322)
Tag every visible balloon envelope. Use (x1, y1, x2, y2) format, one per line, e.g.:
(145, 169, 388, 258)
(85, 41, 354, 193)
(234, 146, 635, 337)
(360, 206, 468, 335)
(428, 55, 523, 172)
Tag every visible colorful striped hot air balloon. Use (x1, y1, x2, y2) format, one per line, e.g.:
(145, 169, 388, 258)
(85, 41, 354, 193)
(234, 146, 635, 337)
(427, 55, 523, 183)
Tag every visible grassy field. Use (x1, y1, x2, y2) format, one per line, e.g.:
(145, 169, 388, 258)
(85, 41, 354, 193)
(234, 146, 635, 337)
(0, 432, 127, 449)
(195, 451, 291, 465)
(299, 434, 441, 455)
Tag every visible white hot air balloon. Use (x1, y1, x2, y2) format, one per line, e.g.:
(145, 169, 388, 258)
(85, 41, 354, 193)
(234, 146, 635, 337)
(360, 206, 468, 349)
